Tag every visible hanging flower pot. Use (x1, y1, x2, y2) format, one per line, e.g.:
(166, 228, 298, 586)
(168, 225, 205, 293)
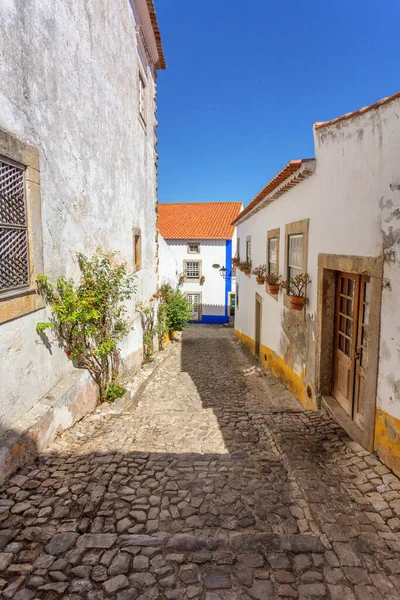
(289, 296, 306, 311)
(256, 276, 265, 285)
(268, 283, 280, 295)
(243, 268, 251, 275)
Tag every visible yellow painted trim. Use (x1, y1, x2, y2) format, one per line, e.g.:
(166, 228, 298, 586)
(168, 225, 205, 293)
(374, 408, 400, 477)
(234, 328, 317, 410)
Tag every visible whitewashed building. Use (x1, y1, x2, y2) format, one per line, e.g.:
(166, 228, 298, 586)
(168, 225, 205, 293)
(0, 0, 167, 479)
(158, 202, 242, 323)
(233, 91, 400, 476)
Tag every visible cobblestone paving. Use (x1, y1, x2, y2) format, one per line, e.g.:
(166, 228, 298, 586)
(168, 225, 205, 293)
(1, 325, 400, 599)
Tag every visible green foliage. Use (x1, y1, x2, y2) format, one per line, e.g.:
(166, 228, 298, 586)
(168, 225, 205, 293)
(160, 283, 192, 332)
(239, 260, 252, 271)
(36, 249, 136, 402)
(281, 273, 311, 297)
(105, 382, 126, 402)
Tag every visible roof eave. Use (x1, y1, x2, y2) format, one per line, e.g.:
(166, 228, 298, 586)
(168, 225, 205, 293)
(233, 159, 316, 226)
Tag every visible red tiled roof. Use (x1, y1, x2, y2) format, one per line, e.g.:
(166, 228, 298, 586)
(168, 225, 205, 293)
(158, 202, 243, 239)
(314, 90, 400, 130)
(232, 159, 315, 225)
(146, 0, 166, 70)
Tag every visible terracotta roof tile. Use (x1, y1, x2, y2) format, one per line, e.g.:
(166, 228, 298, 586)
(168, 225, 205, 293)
(232, 159, 315, 225)
(158, 202, 242, 239)
(314, 90, 400, 130)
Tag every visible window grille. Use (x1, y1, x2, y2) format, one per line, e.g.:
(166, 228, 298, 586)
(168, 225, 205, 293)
(186, 261, 200, 278)
(0, 158, 29, 294)
(268, 237, 278, 274)
(288, 234, 303, 279)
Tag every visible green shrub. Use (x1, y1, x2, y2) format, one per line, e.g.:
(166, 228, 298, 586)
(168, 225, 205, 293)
(160, 283, 192, 332)
(105, 382, 126, 402)
(36, 249, 136, 402)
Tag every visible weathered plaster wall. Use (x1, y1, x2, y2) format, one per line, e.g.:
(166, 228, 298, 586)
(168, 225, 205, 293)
(0, 0, 160, 428)
(165, 240, 228, 317)
(158, 234, 178, 287)
(235, 97, 400, 422)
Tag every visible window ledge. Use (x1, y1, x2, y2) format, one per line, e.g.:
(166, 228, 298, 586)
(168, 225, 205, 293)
(0, 288, 45, 324)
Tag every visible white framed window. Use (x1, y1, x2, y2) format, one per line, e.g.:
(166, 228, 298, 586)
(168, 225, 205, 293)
(246, 237, 251, 262)
(185, 261, 200, 279)
(139, 72, 146, 123)
(268, 238, 278, 275)
(188, 242, 200, 254)
(288, 234, 303, 279)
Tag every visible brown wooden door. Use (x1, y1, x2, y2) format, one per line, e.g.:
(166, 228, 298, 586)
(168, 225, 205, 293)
(333, 272, 360, 416)
(333, 272, 370, 427)
(255, 295, 262, 360)
(353, 276, 370, 430)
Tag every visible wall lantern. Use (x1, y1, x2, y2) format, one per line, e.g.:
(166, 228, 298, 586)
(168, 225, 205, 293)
(218, 266, 235, 281)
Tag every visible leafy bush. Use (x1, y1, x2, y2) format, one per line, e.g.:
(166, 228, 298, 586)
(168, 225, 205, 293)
(159, 283, 192, 332)
(105, 382, 126, 402)
(36, 249, 136, 402)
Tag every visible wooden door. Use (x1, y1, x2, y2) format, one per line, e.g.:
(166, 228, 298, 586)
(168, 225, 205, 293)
(353, 276, 370, 430)
(255, 295, 262, 360)
(333, 272, 360, 416)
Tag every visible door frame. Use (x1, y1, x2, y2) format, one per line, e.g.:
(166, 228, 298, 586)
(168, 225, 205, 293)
(255, 293, 262, 360)
(316, 254, 383, 451)
(185, 291, 202, 322)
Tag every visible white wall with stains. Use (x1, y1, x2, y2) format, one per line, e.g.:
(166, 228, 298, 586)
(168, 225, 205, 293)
(0, 0, 161, 428)
(235, 95, 400, 419)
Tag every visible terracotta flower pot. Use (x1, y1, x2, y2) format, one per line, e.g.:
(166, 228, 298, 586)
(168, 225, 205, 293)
(244, 269, 251, 275)
(268, 283, 280, 295)
(289, 296, 306, 311)
(256, 277, 265, 285)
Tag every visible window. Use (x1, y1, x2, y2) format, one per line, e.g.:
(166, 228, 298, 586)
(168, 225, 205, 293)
(236, 238, 240, 260)
(139, 72, 146, 123)
(236, 283, 239, 309)
(284, 219, 309, 309)
(188, 242, 200, 254)
(246, 236, 251, 262)
(0, 128, 44, 324)
(268, 238, 278, 274)
(0, 158, 29, 294)
(185, 261, 200, 279)
(133, 226, 141, 271)
(287, 234, 303, 279)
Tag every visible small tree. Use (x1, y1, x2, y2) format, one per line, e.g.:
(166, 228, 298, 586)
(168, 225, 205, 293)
(159, 283, 192, 333)
(36, 249, 136, 402)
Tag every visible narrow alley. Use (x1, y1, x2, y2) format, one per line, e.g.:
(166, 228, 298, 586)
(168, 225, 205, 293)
(0, 326, 399, 600)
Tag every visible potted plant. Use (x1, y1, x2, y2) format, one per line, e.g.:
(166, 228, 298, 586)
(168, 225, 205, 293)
(252, 264, 267, 285)
(265, 272, 281, 294)
(178, 270, 186, 284)
(240, 260, 252, 275)
(200, 275, 205, 284)
(281, 273, 311, 310)
(231, 257, 240, 267)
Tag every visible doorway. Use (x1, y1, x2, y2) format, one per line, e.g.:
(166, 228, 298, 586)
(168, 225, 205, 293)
(186, 293, 201, 322)
(255, 294, 262, 360)
(333, 272, 370, 430)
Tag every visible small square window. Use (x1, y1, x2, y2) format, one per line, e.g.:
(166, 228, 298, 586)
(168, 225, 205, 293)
(133, 227, 141, 271)
(188, 243, 200, 254)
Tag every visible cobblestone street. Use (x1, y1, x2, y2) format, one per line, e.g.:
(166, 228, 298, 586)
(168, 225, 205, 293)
(1, 325, 400, 600)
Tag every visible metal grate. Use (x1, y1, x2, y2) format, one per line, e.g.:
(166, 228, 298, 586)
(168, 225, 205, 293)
(0, 158, 29, 293)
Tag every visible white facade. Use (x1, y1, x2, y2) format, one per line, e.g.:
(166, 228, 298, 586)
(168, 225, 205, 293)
(164, 239, 235, 323)
(0, 0, 165, 474)
(235, 93, 400, 473)
(158, 234, 178, 287)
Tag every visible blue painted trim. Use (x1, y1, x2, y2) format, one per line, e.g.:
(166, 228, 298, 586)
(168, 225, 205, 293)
(199, 315, 228, 324)
(225, 239, 232, 318)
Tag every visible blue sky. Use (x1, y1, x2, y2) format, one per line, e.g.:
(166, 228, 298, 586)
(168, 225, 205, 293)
(155, 0, 399, 207)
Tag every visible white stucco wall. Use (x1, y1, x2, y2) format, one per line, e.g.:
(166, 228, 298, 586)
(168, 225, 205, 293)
(158, 234, 178, 287)
(165, 240, 230, 318)
(235, 96, 400, 418)
(0, 0, 161, 428)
